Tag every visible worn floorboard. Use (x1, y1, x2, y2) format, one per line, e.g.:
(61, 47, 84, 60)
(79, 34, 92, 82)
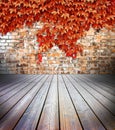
(0, 74, 114, 130)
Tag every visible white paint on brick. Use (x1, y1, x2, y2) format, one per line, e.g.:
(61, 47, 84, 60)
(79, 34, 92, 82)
(0, 40, 6, 43)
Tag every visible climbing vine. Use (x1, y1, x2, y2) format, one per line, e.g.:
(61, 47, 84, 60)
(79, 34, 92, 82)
(0, 0, 115, 62)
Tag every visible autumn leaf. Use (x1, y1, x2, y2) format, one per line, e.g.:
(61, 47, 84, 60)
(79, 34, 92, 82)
(0, 0, 115, 62)
(38, 53, 42, 63)
(61, 13, 69, 19)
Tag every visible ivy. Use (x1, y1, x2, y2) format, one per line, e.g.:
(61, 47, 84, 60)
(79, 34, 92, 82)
(0, 0, 115, 62)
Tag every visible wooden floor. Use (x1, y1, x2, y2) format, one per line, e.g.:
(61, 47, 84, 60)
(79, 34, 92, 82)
(0, 74, 115, 130)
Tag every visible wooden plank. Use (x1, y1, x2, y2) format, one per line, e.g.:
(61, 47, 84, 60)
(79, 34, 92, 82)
(62, 75, 106, 130)
(0, 75, 37, 96)
(77, 75, 115, 104)
(0, 75, 34, 92)
(67, 75, 115, 130)
(85, 75, 115, 89)
(0, 75, 41, 105)
(89, 75, 115, 86)
(37, 75, 59, 130)
(0, 74, 114, 130)
(58, 75, 82, 130)
(77, 75, 115, 96)
(14, 75, 53, 130)
(0, 75, 28, 84)
(0, 75, 49, 130)
(0, 76, 21, 88)
(73, 75, 115, 115)
(0, 75, 23, 84)
(0, 75, 44, 119)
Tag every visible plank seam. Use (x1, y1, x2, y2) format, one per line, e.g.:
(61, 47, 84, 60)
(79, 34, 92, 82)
(0, 75, 45, 120)
(35, 75, 54, 130)
(66, 75, 108, 130)
(62, 75, 84, 130)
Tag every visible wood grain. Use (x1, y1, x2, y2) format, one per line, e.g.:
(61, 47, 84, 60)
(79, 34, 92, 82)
(58, 75, 82, 130)
(37, 75, 59, 130)
(63, 75, 106, 130)
(0, 74, 114, 130)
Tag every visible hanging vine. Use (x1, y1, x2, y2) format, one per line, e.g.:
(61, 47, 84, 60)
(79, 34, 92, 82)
(0, 0, 115, 62)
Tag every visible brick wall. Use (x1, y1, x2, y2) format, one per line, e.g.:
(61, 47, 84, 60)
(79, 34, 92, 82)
(0, 23, 115, 74)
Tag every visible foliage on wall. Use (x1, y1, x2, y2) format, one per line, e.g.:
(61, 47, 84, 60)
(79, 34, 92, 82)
(0, 0, 115, 62)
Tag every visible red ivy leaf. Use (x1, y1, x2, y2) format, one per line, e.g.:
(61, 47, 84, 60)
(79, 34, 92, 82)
(0, 0, 114, 62)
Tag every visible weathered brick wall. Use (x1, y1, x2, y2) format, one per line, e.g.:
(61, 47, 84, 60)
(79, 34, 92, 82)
(0, 23, 115, 74)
